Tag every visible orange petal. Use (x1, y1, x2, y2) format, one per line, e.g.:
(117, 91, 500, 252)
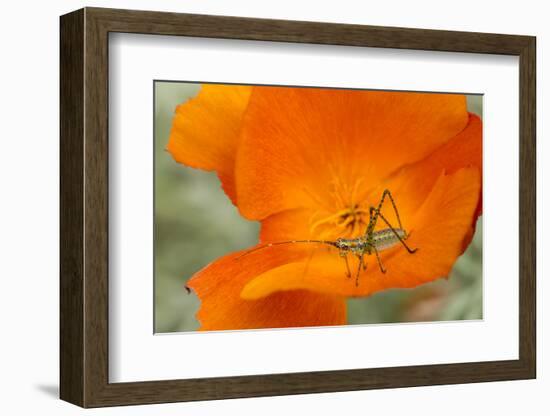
(186, 247, 346, 330)
(259, 207, 319, 242)
(241, 167, 481, 299)
(236, 87, 469, 220)
(367, 113, 482, 248)
(167, 84, 252, 202)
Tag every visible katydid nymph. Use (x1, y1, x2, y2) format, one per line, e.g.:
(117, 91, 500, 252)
(237, 189, 418, 286)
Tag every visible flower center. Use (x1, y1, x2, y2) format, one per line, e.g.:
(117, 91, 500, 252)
(310, 204, 369, 238)
(308, 175, 369, 238)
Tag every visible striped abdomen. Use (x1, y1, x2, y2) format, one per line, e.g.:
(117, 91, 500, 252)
(372, 228, 407, 251)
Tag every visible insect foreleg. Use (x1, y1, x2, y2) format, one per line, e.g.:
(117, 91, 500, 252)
(340, 251, 351, 278)
(355, 253, 365, 286)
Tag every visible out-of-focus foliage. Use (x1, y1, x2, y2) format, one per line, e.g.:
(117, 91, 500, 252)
(347, 218, 482, 325)
(154, 82, 259, 332)
(155, 83, 483, 332)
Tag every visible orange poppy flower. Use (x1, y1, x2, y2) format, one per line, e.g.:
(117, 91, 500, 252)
(167, 85, 482, 331)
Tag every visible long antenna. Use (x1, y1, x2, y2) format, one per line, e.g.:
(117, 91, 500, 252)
(235, 239, 338, 260)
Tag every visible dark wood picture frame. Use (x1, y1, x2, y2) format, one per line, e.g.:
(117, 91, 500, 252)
(60, 7, 536, 408)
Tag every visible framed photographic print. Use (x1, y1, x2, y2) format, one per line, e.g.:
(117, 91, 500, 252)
(60, 7, 536, 408)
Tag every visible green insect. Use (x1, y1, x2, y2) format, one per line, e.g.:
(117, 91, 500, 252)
(238, 189, 418, 286)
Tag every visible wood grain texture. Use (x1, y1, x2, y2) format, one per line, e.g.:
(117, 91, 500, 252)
(59, 8, 84, 406)
(59, 7, 537, 408)
(87, 7, 532, 54)
(83, 9, 110, 406)
(518, 38, 536, 376)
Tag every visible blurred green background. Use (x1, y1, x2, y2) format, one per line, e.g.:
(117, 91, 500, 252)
(154, 82, 483, 333)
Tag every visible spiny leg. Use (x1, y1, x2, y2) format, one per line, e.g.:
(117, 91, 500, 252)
(365, 205, 379, 237)
(374, 247, 386, 273)
(366, 205, 380, 240)
(379, 189, 404, 230)
(365, 189, 404, 238)
(355, 253, 365, 286)
(341, 253, 351, 278)
(377, 211, 418, 254)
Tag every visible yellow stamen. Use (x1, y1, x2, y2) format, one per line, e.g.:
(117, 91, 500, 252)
(310, 207, 355, 234)
(307, 175, 370, 238)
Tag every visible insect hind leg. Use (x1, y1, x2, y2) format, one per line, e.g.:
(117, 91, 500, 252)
(377, 211, 418, 254)
(365, 189, 399, 236)
(368, 189, 418, 254)
(372, 189, 404, 231)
